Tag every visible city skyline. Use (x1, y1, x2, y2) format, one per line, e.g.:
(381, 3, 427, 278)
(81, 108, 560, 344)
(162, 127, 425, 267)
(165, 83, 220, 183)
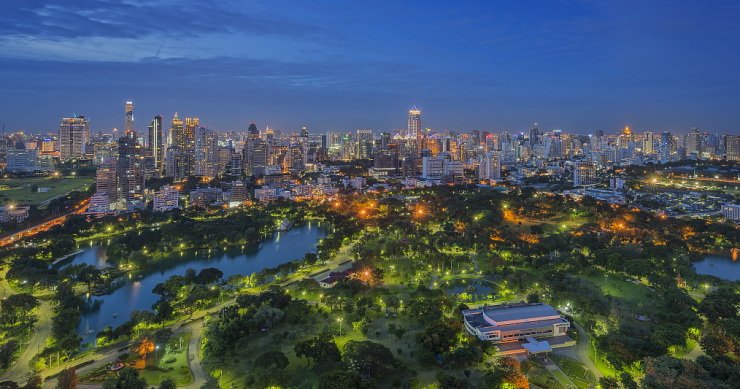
(1, 1, 739, 135)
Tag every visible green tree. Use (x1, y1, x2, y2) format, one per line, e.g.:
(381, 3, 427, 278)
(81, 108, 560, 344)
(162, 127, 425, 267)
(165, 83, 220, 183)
(294, 340, 314, 365)
(55, 367, 78, 389)
(0, 340, 19, 369)
(318, 370, 360, 389)
(102, 368, 147, 389)
(159, 379, 175, 389)
(199, 378, 219, 389)
(352, 318, 370, 336)
(342, 340, 394, 378)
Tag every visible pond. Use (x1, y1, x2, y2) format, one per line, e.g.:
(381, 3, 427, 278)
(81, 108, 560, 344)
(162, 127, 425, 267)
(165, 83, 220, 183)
(437, 278, 502, 297)
(693, 252, 740, 282)
(51, 222, 329, 340)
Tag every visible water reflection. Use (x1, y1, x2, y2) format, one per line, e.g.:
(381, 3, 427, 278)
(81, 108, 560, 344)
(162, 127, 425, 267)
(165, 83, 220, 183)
(56, 223, 327, 337)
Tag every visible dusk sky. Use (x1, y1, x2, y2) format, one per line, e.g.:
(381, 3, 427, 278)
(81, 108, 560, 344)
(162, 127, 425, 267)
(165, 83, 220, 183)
(1, 0, 739, 136)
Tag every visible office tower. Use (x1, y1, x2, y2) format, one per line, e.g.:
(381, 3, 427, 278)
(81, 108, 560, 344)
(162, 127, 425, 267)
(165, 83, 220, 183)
(4, 149, 39, 172)
(264, 127, 274, 141)
(148, 116, 163, 176)
(357, 129, 373, 159)
(166, 146, 188, 180)
(112, 128, 119, 142)
(117, 131, 145, 209)
(217, 147, 232, 175)
(643, 132, 654, 154)
(229, 181, 248, 206)
(422, 156, 444, 179)
(300, 127, 309, 167)
(341, 134, 353, 161)
(618, 127, 634, 149)
(478, 152, 501, 180)
(688, 127, 702, 156)
(726, 135, 740, 161)
(408, 104, 421, 138)
(125, 100, 134, 133)
(251, 138, 269, 176)
(248, 123, 259, 139)
(59, 116, 90, 160)
(573, 160, 596, 186)
(171, 113, 185, 148)
(96, 156, 118, 209)
(289, 144, 304, 173)
(194, 127, 218, 177)
(529, 126, 539, 146)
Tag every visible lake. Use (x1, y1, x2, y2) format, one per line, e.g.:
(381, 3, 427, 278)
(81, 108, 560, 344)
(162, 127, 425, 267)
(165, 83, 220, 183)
(52, 222, 329, 341)
(693, 252, 740, 282)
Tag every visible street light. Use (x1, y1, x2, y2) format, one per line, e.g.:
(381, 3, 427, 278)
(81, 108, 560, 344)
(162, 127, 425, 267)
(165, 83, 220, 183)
(337, 318, 343, 343)
(605, 274, 609, 292)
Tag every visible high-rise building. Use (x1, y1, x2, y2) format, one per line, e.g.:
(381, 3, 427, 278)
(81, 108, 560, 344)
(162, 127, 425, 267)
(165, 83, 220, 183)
(59, 116, 90, 160)
(112, 128, 119, 143)
(171, 113, 185, 149)
(117, 132, 146, 209)
(125, 100, 134, 134)
(408, 105, 421, 138)
(643, 132, 654, 154)
(248, 123, 259, 139)
(194, 127, 218, 177)
(478, 152, 501, 180)
(726, 135, 740, 161)
(250, 138, 269, 176)
(573, 160, 596, 186)
(148, 116, 163, 176)
(528, 126, 539, 146)
(166, 146, 188, 180)
(300, 127, 309, 167)
(185, 118, 199, 174)
(688, 127, 702, 156)
(96, 156, 118, 209)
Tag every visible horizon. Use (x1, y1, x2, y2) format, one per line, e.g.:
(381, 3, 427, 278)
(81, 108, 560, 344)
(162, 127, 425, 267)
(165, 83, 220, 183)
(1, 1, 739, 135)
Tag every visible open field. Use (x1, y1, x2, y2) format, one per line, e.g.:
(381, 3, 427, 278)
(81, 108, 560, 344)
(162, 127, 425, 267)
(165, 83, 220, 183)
(585, 271, 667, 316)
(0, 177, 94, 207)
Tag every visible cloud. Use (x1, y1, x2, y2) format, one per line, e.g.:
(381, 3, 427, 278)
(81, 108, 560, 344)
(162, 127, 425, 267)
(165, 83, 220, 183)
(0, 0, 325, 41)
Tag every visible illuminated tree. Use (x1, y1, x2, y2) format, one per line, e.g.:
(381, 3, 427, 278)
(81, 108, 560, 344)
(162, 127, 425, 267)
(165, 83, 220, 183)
(131, 334, 155, 360)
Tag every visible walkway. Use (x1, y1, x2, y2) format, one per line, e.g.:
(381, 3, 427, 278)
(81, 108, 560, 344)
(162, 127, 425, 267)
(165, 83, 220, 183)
(470, 254, 480, 273)
(683, 343, 706, 360)
(2, 301, 52, 384)
(551, 322, 603, 384)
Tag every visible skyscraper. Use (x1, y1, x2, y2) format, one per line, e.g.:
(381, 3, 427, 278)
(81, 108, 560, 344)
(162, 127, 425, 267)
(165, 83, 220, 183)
(59, 116, 90, 160)
(688, 127, 702, 156)
(300, 127, 309, 167)
(96, 156, 118, 209)
(171, 113, 185, 148)
(125, 100, 134, 133)
(643, 132, 654, 154)
(478, 152, 501, 180)
(117, 131, 145, 209)
(408, 105, 421, 138)
(185, 118, 199, 174)
(148, 116, 163, 176)
(529, 126, 539, 146)
(195, 127, 218, 177)
(248, 123, 259, 139)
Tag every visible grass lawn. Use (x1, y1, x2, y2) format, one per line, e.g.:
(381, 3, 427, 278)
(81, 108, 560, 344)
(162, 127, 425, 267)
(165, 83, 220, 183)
(551, 369, 573, 388)
(0, 177, 94, 207)
(675, 339, 697, 359)
(585, 271, 667, 317)
(138, 332, 193, 386)
(588, 342, 616, 377)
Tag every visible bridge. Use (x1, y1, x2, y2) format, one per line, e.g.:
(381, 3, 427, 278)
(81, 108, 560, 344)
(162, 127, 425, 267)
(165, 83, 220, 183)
(0, 200, 90, 246)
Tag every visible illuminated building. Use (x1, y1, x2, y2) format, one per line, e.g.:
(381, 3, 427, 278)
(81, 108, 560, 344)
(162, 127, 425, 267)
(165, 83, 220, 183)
(125, 99, 134, 134)
(643, 131, 654, 154)
(422, 156, 444, 179)
(166, 146, 187, 181)
(726, 135, 740, 161)
(217, 147, 232, 175)
(153, 185, 180, 212)
(59, 116, 90, 160)
(478, 152, 501, 180)
(148, 116, 163, 176)
(194, 127, 218, 178)
(117, 131, 146, 210)
(408, 104, 421, 138)
(688, 127, 702, 156)
(573, 160, 596, 186)
(463, 303, 571, 347)
(96, 156, 118, 209)
(529, 126, 539, 146)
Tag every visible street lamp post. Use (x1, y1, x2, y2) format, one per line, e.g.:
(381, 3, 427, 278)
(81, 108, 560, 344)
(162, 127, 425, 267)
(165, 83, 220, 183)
(337, 318, 343, 344)
(605, 274, 609, 292)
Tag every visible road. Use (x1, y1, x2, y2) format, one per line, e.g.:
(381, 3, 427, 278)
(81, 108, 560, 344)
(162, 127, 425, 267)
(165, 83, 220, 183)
(551, 322, 603, 385)
(2, 301, 53, 384)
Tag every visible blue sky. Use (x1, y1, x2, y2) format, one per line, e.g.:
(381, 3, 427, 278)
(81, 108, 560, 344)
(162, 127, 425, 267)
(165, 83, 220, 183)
(1, 0, 739, 136)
